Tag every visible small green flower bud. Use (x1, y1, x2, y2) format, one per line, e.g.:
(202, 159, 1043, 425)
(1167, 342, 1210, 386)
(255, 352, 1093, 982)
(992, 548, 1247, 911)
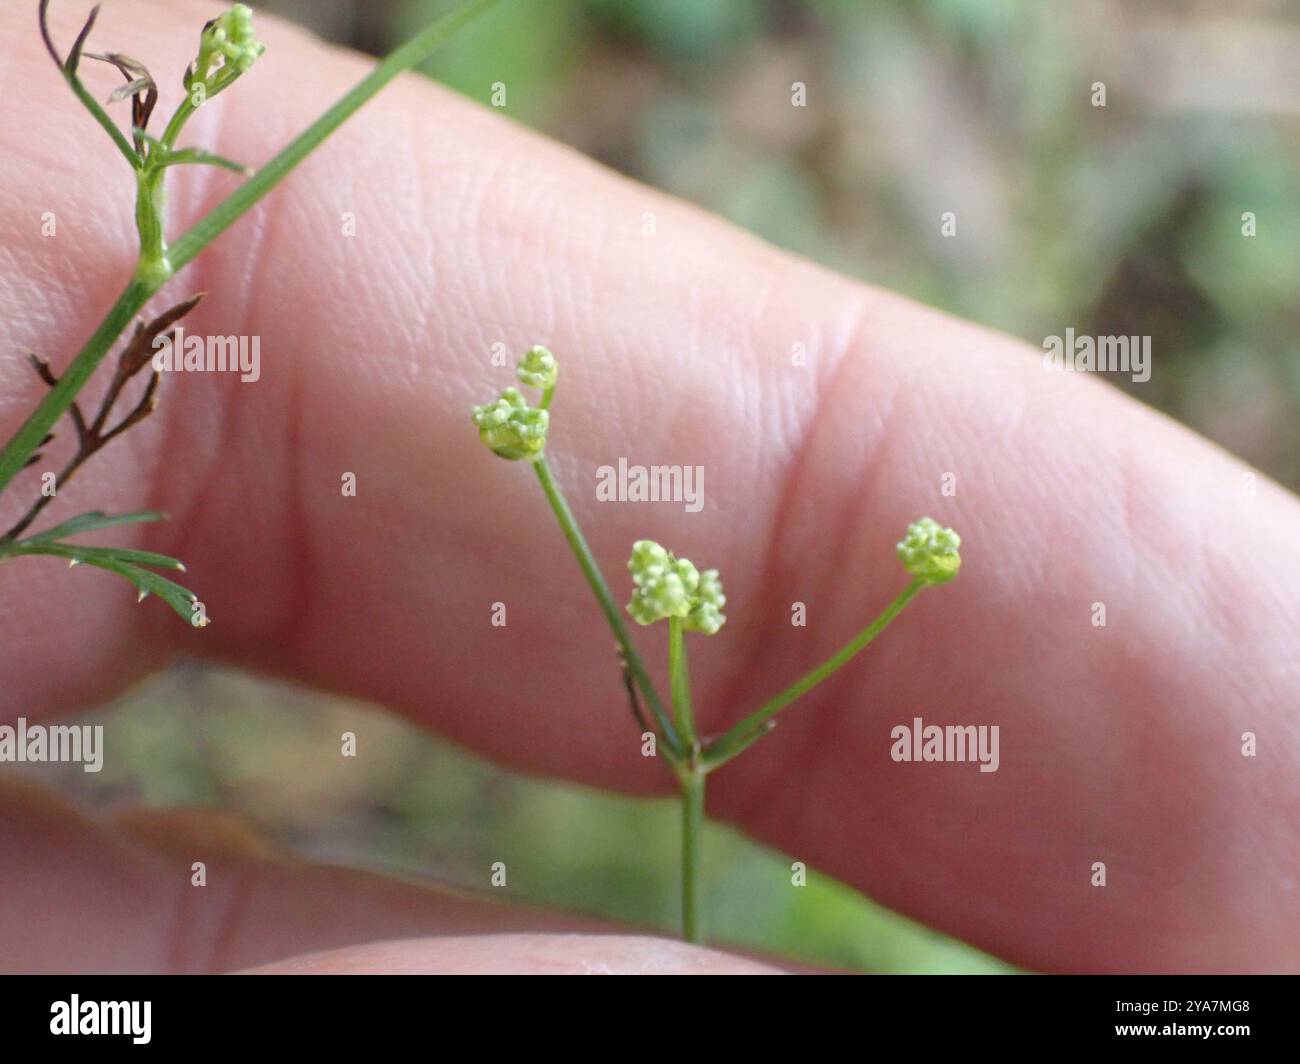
(191, 4, 266, 89)
(516, 345, 558, 391)
(690, 568, 727, 635)
(471, 387, 549, 460)
(896, 517, 962, 585)
(627, 540, 726, 634)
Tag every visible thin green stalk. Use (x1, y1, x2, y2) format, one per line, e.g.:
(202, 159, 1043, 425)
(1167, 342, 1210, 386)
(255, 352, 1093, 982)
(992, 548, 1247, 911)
(669, 615, 703, 942)
(158, 97, 198, 154)
(168, 0, 498, 272)
(679, 764, 705, 943)
(66, 76, 141, 168)
(704, 577, 925, 768)
(532, 457, 681, 757)
(474, 348, 965, 945)
(0, 0, 499, 497)
(0, 277, 152, 497)
(668, 615, 697, 746)
(134, 167, 171, 286)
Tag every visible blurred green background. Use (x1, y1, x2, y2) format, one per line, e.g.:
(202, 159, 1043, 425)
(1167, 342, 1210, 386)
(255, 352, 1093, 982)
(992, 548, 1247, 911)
(33, 0, 1299, 972)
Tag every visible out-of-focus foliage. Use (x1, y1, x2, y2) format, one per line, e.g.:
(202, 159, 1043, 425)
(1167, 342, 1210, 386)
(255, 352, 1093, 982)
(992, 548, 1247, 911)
(41, 669, 1011, 973)
(40, 0, 1296, 972)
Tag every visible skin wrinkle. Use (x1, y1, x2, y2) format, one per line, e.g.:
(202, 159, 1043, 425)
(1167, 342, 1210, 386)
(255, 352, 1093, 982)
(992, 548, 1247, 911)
(356, 111, 448, 376)
(735, 255, 804, 507)
(456, 155, 536, 327)
(712, 289, 892, 827)
(143, 242, 261, 649)
(391, 185, 442, 392)
(152, 55, 318, 655)
(233, 191, 321, 660)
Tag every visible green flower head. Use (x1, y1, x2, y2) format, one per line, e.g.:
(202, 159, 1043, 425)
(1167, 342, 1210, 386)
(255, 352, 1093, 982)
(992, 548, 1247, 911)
(471, 386, 549, 461)
(516, 345, 558, 391)
(897, 517, 962, 585)
(191, 4, 266, 89)
(627, 540, 726, 635)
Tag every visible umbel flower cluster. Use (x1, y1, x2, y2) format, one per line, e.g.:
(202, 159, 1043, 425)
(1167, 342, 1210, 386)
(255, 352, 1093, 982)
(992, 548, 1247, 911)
(470, 346, 556, 460)
(626, 540, 727, 635)
(896, 517, 963, 585)
(515, 346, 558, 390)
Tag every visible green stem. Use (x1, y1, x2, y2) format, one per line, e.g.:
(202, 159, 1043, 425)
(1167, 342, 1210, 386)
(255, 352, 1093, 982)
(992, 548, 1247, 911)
(168, 0, 499, 272)
(66, 76, 141, 169)
(159, 96, 198, 153)
(0, 0, 499, 498)
(668, 615, 697, 746)
(704, 577, 926, 769)
(668, 613, 704, 943)
(531, 458, 681, 757)
(680, 764, 705, 943)
(134, 167, 171, 287)
(0, 277, 153, 496)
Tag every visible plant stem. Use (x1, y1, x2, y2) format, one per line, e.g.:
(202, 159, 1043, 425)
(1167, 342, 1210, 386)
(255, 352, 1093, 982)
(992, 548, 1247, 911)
(667, 615, 697, 746)
(3, 439, 91, 544)
(704, 577, 926, 768)
(0, 0, 500, 498)
(167, 0, 500, 273)
(65, 78, 141, 169)
(0, 277, 152, 496)
(679, 763, 705, 943)
(669, 615, 703, 942)
(531, 457, 681, 757)
(134, 167, 171, 287)
(158, 96, 198, 154)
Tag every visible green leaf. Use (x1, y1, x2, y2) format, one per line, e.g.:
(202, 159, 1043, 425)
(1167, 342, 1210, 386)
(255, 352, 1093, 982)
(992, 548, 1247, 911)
(8, 510, 199, 624)
(161, 147, 253, 175)
(21, 510, 167, 545)
(88, 557, 202, 623)
(133, 129, 251, 174)
(74, 546, 186, 571)
(10, 540, 201, 623)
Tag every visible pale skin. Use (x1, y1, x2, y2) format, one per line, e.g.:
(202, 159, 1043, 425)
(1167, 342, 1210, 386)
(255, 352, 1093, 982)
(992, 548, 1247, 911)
(0, 2, 1297, 975)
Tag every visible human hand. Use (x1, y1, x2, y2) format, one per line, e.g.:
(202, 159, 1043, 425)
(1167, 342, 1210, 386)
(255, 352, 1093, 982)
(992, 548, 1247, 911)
(2, 1, 1296, 974)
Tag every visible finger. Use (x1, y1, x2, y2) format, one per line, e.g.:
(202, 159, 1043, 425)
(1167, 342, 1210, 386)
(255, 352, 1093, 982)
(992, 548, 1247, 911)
(1, 2, 1297, 973)
(0, 776, 616, 973)
(0, 777, 781, 973)
(240, 935, 779, 975)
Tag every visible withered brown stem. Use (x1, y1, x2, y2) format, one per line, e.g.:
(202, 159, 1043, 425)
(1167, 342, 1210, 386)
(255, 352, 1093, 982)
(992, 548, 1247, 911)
(1, 294, 203, 544)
